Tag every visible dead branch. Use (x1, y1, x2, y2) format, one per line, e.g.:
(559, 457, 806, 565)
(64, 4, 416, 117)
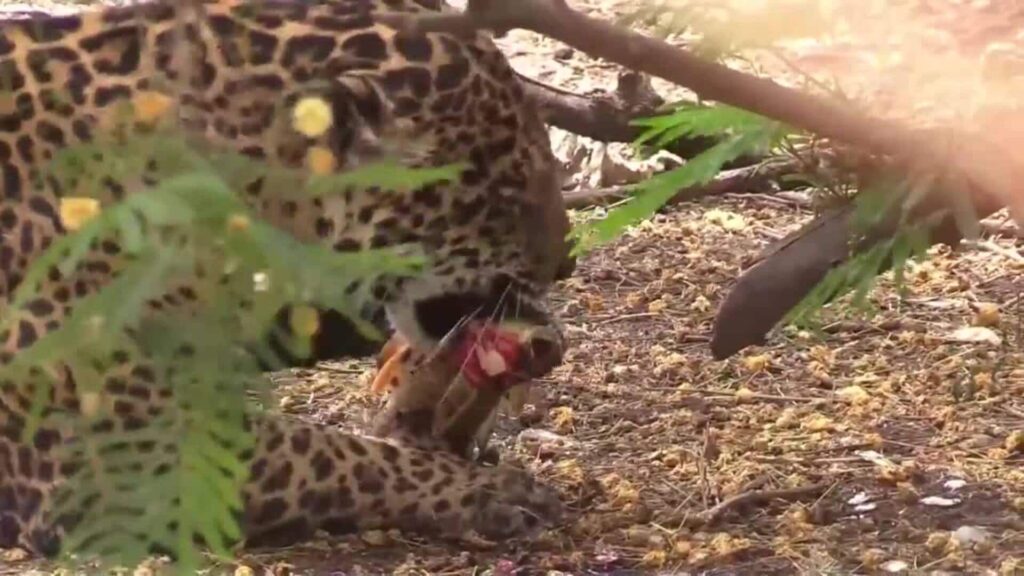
(517, 71, 758, 162)
(687, 482, 832, 527)
(378, 0, 1022, 226)
(710, 188, 1004, 359)
(517, 71, 665, 143)
(562, 159, 794, 209)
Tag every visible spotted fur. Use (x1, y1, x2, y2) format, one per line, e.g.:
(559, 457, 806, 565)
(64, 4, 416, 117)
(0, 0, 570, 556)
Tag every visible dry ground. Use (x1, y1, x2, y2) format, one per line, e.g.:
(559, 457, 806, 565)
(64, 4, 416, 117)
(234, 199, 1024, 576)
(3, 0, 1024, 575)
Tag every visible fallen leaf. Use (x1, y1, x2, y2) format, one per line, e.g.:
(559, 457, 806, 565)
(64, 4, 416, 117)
(775, 408, 799, 428)
(949, 326, 1002, 345)
(1005, 430, 1024, 453)
(703, 208, 747, 231)
(973, 302, 1001, 327)
(640, 549, 667, 568)
(601, 473, 639, 506)
(647, 298, 668, 313)
(800, 413, 834, 432)
(926, 531, 950, 552)
(742, 354, 770, 372)
(734, 387, 756, 402)
(549, 406, 575, 434)
(1000, 558, 1022, 576)
(709, 532, 751, 555)
(1, 548, 28, 562)
(691, 295, 711, 312)
(837, 385, 871, 404)
(553, 459, 585, 486)
(860, 548, 885, 570)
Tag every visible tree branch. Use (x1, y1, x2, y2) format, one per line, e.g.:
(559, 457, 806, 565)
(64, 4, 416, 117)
(518, 71, 769, 169)
(516, 70, 664, 143)
(710, 185, 1005, 359)
(378, 0, 1022, 221)
(517, 71, 747, 163)
(562, 160, 793, 209)
(378, 0, 1024, 358)
(687, 482, 831, 527)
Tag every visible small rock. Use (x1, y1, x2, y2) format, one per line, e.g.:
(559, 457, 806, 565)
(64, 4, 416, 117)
(847, 492, 871, 506)
(949, 326, 1001, 346)
(554, 47, 574, 60)
(880, 559, 909, 573)
(921, 496, 961, 508)
(1, 548, 29, 562)
(943, 478, 967, 491)
(952, 525, 989, 546)
(360, 529, 389, 546)
(518, 428, 574, 448)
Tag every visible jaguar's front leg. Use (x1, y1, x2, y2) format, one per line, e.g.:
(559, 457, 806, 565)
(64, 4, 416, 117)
(240, 416, 561, 547)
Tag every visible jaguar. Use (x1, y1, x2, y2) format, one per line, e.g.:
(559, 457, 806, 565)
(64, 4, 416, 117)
(0, 0, 573, 557)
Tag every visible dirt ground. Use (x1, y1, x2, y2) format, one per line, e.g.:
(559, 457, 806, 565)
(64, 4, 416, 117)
(3, 0, 1024, 575)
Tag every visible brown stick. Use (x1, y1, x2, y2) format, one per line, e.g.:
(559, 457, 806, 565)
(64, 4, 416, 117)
(516, 71, 665, 144)
(561, 160, 794, 209)
(687, 482, 832, 527)
(516, 72, 755, 162)
(378, 0, 1022, 220)
(710, 184, 1004, 359)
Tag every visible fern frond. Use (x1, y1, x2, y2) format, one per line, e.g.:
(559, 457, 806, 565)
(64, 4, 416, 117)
(570, 109, 790, 254)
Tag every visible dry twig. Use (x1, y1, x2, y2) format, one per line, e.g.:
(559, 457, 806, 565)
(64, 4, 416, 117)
(562, 160, 793, 209)
(687, 482, 832, 527)
(517, 71, 762, 165)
